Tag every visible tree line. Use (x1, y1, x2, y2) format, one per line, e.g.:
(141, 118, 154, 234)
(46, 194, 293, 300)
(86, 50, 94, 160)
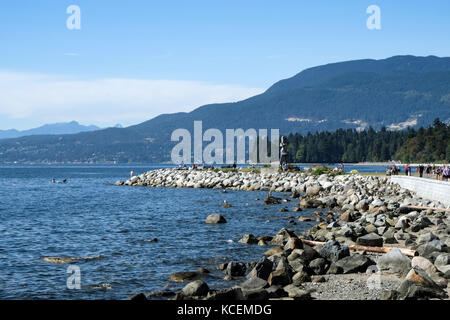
(286, 119, 450, 163)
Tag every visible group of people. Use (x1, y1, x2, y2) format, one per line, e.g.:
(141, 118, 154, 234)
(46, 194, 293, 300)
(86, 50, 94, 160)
(332, 163, 345, 173)
(403, 164, 450, 181)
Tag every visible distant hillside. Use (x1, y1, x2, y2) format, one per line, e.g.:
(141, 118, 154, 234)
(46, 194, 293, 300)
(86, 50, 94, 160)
(1, 55, 450, 163)
(0, 121, 101, 140)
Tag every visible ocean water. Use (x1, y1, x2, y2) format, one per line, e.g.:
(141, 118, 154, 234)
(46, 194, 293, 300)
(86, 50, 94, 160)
(0, 164, 387, 300)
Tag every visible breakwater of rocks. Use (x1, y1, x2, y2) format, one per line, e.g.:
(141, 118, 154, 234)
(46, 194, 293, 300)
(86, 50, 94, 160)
(120, 168, 450, 301)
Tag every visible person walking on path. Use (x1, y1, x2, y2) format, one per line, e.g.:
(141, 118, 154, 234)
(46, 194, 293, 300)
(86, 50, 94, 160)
(419, 164, 424, 178)
(436, 166, 441, 180)
(405, 164, 409, 176)
(443, 165, 449, 182)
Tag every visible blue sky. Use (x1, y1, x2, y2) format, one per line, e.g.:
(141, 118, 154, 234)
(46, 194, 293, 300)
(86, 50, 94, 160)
(1, 0, 450, 130)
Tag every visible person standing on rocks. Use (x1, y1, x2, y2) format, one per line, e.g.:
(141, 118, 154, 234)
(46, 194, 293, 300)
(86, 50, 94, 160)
(130, 170, 134, 178)
(405, 164, 409, 176)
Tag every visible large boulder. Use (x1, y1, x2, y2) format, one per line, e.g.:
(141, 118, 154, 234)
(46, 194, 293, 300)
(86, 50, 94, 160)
(181, 280, 210, 297)
(377, 248, 411, 276)
(434, 253, 450, 275)
(268, 269, 292, 286)
(239, 277, 268, 291)
(411, 256, 438, 276)
(396, 267, 448, 300)
(306, 185, 322, 196)
(334, 254, 375, 274)
(356, 233, 383, 247)
(247, 257, 274, 281)
(417, 239, 444, 258)
(206, 214, 227, 224)
(318, 240, 350, 262)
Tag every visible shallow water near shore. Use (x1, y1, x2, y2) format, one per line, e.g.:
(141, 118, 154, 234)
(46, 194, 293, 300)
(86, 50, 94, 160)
(0, 164, 387, 299)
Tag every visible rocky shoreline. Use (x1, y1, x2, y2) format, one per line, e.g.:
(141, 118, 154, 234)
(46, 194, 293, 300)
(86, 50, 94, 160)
(121, 168, 450, 300)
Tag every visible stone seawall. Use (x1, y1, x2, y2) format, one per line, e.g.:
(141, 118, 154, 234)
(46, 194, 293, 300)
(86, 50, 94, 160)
(390, 176, 450, 207)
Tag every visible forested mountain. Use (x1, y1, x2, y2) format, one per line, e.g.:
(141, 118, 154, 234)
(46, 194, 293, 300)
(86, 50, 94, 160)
(0, 55, 449, 163)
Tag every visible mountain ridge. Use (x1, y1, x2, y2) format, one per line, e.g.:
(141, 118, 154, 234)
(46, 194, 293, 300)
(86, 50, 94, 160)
(1, 55, 449, 163)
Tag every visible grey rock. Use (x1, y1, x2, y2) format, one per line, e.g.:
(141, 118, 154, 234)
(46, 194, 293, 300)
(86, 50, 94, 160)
(282, 284, 311, 300)
(268, 269, 292, 286)
(247, 257, 273, 281)
(205, 214, 227, 224)
(239, 234, 259, 244)
(318, 240, 350, 262)
(356, 233, 383, 247)
(377, 248, 411, 275)
(417, 240, 444, 258)
(334, 254, 375, 274)
(309, 257, 328, 275)
(181, 280, 210, 297)
(417, 232, 438, 245)
(206, 288, 244, 300)
(239, 277, 268, 291)
(396, 267, 447, 300)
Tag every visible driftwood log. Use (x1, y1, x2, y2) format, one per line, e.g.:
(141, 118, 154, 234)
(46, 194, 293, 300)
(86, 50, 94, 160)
(407, 205, 450, 213)
(300, 239, 417, 257)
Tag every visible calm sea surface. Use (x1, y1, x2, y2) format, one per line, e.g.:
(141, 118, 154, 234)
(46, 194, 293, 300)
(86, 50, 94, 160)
(0, 164, 387, 299)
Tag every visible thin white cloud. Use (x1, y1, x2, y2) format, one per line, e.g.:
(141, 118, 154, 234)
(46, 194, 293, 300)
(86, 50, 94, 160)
(0, 71, 264, 128)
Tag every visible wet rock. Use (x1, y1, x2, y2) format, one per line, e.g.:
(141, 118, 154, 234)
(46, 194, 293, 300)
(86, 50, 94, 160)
(356, 233, 383, 247)
(217, 263, 228, 271)
(181, 280, 210, 297)
(263, 246, 284, 256)
(226, 262, 247, 277)
(205, 214, 227, 224)
(334, 254, 375, 274)
(197, 268, 210, 274)
(284, 237, 303, 250)
(41, 255, 102, 264)
(318, 240, 350, 262)
(239, 234, 259, 244)
(130, 293, 147, 301)
(169, 272, 203, 282)
(377, 248, 411, 276)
